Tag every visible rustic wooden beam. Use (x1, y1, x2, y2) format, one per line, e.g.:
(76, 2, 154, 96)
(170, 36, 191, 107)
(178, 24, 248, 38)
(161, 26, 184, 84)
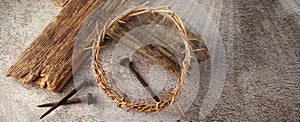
(6, 0, 128, 92)
(106, 12, 210, 76)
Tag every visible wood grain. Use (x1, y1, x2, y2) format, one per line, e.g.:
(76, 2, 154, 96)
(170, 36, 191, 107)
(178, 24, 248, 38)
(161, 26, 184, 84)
(6, 0, 128, 92)
(106, 12, 210, 76)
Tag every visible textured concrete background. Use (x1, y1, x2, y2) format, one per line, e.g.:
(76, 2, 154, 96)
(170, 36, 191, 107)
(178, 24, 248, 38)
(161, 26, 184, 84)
(0, 0, 299, 121)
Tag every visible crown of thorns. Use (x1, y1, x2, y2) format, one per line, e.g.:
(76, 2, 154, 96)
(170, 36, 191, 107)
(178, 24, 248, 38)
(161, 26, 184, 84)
(91, 4, 191, 112)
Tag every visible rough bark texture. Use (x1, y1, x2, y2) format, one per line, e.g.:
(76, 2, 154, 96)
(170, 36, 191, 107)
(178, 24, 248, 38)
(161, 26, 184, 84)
(5, 0, 128, 92)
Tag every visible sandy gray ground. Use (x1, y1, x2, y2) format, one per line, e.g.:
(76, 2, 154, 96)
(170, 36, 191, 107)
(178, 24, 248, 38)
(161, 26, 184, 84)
(0, 0, 299, 121)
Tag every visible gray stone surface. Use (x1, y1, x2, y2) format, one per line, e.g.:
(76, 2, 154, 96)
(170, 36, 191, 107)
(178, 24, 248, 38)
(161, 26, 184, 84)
(0, 0, 299, 121)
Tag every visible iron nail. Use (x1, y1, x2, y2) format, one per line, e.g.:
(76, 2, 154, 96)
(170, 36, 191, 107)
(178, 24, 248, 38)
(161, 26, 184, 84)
(120, 58, 161, 102)
(40, 81, 93, 119)
(37, 93, 96, 107)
